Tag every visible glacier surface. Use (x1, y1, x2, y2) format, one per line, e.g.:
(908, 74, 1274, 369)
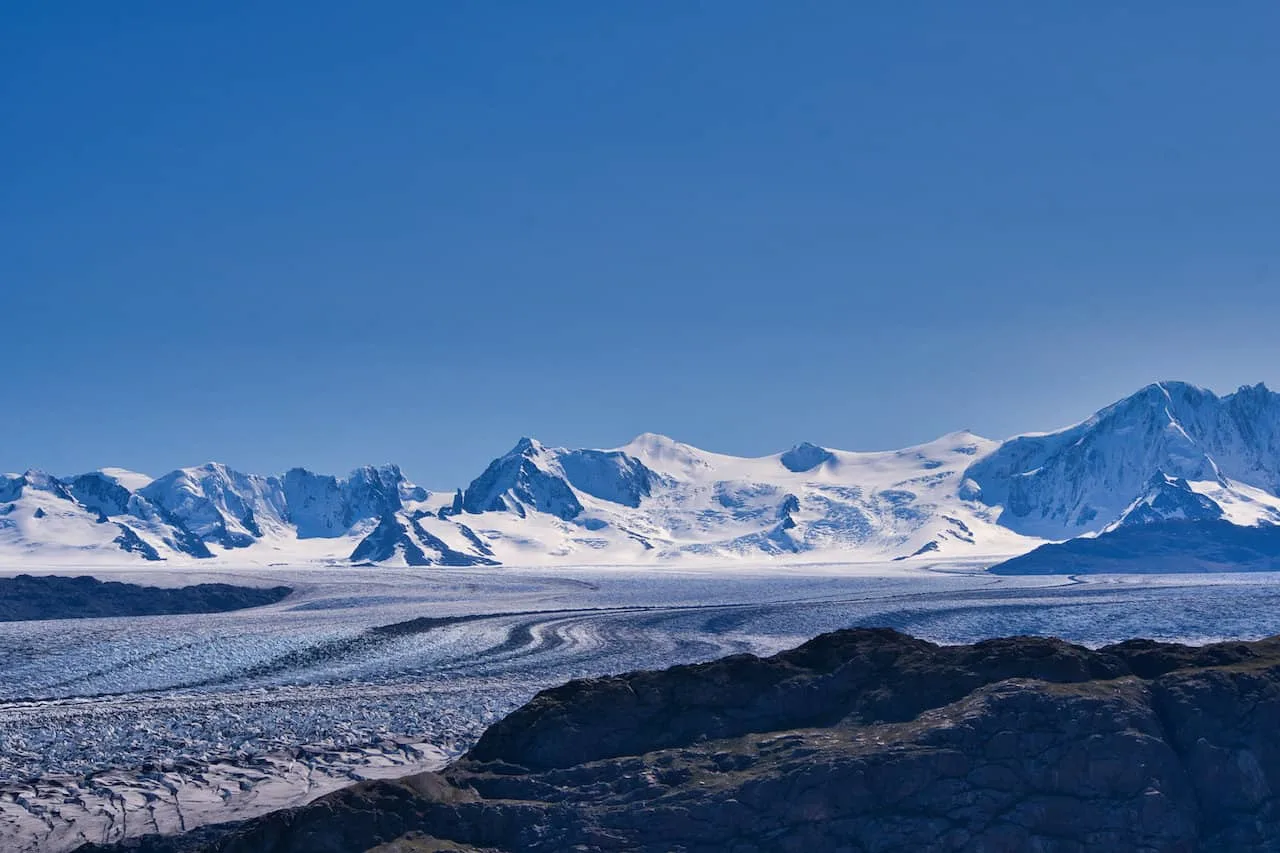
(6, 563, 1280, 851)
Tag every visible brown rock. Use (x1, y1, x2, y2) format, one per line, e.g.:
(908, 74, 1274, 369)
(80, 628, 1280, 853)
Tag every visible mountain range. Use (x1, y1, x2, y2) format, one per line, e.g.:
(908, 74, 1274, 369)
(5, 381, 1280, 570)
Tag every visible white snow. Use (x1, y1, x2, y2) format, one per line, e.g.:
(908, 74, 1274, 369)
(3, 381, 1280, 570)
(98, 468, 154, 491)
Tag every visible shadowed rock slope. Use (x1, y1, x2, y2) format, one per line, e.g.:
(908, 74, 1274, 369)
(79, 628, 1280, 852)
(0, 574, 292, 622)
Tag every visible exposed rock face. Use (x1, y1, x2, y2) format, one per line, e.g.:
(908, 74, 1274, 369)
(141, 463, 285, 549)
(349, 513, 430, 566)
(991, 520, 1280, 575)
(1113, 473, 1226, 527)
(65, 472, 136, 517)
(0, 575, 291, 622)
(779, 441, 835, 472)
(556, 449, 655, 508)
(965, 381, 1280, 538)
(76, 628, 1280, 852)
(461, 438, 584, 520)
(348, 512, 499, 567)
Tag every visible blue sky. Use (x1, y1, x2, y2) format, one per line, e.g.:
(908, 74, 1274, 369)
(3, 2, 1278, 487)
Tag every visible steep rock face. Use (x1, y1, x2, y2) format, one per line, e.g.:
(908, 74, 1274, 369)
(140, 464, 287, 549)
(111, 523, 162, 560)
(65, 472, 135, 518)
(281, 465, 411, 539)
(966, 381, 1280, 538)
(0, 474, 25, 503)
(0, 574, 292, 621)
(10, 379, 1280, 567)
(348, 512, 498, 567)
(461, 439, 584, 520)
(556, 449, 655, 508)
(342, 465, 411, 526)
(990, 520, 1280, 575)
(82, 629, 1280, 853)
(350, 514, 429, 566)
(280, 468, 347, 538)
(779, 441, 834, 472)
(1113, 473, 1225, 528)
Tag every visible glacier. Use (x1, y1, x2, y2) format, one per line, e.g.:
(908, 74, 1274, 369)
(7, 564, 1280, 852)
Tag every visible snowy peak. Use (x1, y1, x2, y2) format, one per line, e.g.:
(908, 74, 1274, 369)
(557, 449, 656, 508)
(780, 442, 834, 473)
(140, 463, 287, 549)
(276, 464, 411, 539)
(965, 382, 1280, 539)
(619, 433, 714, 478)
(65, 471, 137, 518)
(445, 382, 1280, 565)
(0, 470, 175, 562)
(1108, 472, 1225, 529)
(349, 511, 497, 567)
(459, 436, 661, 521)
(98, 467, 154, 491)
(5, 379, 1280, 568)
(0, 459, 452, 567)
(338, 464, 411, 525)
(452, 426, 1009, 564)
(280, 468, 347, 538)
(461, 439, 585, 520)
(4, 470, 75, 502)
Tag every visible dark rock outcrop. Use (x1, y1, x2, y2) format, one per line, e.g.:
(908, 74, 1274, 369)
(348, 512, 499, 567)
(992, 519, 1280, 574)
(112, 522, 163, 560)
(556, 449, 655, 508)
(462, 439, 584, 520)
(780, 441, 835, 472)
(77, 628, 1280, 852)
(350, 513, 430, 566)
(0, 575, 291, 622)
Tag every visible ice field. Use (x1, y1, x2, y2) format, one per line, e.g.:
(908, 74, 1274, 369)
(6, 562, 1280, 851)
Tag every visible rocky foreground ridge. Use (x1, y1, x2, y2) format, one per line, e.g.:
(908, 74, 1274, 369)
(80, 627, 1280, 852)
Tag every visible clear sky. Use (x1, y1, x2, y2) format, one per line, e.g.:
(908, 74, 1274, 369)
(3, 2, 1278, 488)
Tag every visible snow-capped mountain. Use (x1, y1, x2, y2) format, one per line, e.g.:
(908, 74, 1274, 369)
(965, 381, 1280, 538)
(0, 463, 492, 568)
(441, 431, 1016, 563)
(1107, 473, 1225, 529)
(3, 380, 1280, 569)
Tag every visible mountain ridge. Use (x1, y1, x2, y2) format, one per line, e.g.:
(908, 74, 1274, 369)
(4, 381, 1280, 569)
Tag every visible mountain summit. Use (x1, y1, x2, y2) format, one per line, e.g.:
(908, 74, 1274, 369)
(3, 381, 1279, 568)
(966, 381, 1280, 538)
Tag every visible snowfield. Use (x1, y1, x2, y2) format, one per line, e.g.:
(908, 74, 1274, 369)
(6, 562, 1280, 852)
(7, 381, 1280, 573)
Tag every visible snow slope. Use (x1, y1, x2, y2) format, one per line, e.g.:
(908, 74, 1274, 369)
(447, 431, 1026, 564)
(0, 464, 490, 568)
(966, 381, 1280, 538)
(4, 381, 1280, 568)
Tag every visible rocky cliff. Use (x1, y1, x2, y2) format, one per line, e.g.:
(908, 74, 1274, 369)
(77, 627, 1280, 852)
